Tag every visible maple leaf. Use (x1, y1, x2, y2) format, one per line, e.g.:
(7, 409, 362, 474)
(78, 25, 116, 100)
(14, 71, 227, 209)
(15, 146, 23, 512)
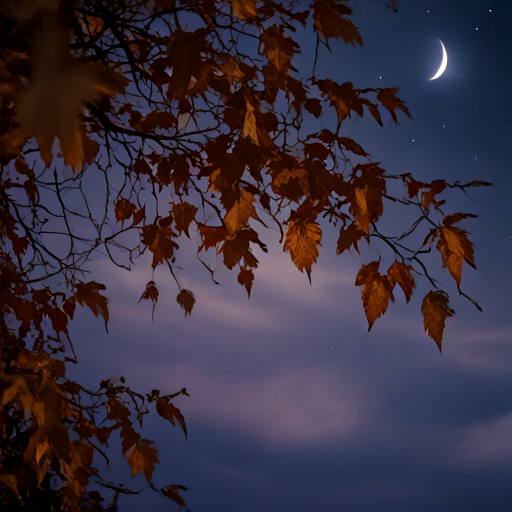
(162, 485, 188, 508)
(156, 399, 188, 439)
(16, 18, 128, 171)
(376, 87, 413, 124)
(422, 180, 446, 211)
(350, 183, 385, 234)
(284, 218, 322, 281)
(176, 289, 195, 316)
(139, 281, 159, 321)
(115, 199, 136, 224)
(355, 261, 395, 331)
(224, 189, 257, 235)
(387, 261, 415, 302)
(437, 226, 476, 289)
(336, 223, 366, 255)
(230, 0, 257, 20)
(198, 224, 228, 252)
(172, 202, 198, 237)
(421, 290, 454, 352)
(75, 281, 109, 330)
(141, 224, 179, 268)
(237, 267, 254, 297)
(313, 0, 363, 46)
(127, 442, 159, 483)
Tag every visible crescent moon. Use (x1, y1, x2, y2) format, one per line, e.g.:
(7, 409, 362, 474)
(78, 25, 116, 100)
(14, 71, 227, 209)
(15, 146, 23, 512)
(429, 39, 448, 80)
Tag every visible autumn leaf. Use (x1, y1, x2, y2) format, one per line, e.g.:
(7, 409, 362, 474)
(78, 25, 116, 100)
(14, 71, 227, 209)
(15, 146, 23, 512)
(437, 226, 476, 289)
(75, 281, 109, 329)
(176, 289, 195, 316)
(230, 0, 257, 20)
(237, 267, 254, 297)
(284, 218, 322, 281)
(115, 198, 136, 224)
(224, 189, 257, 235)
(139, 281, 159, 321)
(162, 485, 188, 508)
(17, 18, 128, 171)
(156, 399, 188, 439)
(172, 202, 198, 237)
(355, 261, 395, 331)
(376, 87, 413, 124)
(198, 224, 227, 252)
(336, 223, 365, 255)
(127, 442, 159, 483)
(313, 0, 363, 47)
(387, 261, 415, 302)
(421, 290, 454, 352)
(422, 180, 446, 211)
(141, 224, 179, 268)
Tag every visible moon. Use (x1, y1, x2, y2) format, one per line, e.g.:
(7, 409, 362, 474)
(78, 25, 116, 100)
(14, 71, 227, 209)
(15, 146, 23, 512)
(429, 39, 448, 80)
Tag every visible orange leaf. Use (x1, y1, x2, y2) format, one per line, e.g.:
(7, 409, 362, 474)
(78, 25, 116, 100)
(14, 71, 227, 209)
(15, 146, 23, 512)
(127, 442, 159, 483)
(162, 485, 188, 508)
(336, 223, 365, 255)
(141, 224, 179, 268)
(437, 226, 476, 288)
(16, 19, 128, 171)
(387, 261, 416, 303)
(376, 87, 413, 124)
(198, 224, 227, 252)
(284, 218, 322, 281)
(313, 0, 363, 46)
(230, 0, 257, 20)
(75, 281, 109, 329)
(237, 267, 254, 297)
(172, 202, 198, 237)
(115, 198, 136, 223)
(176, 289, 195, 316)
(156, 399, 188, 439)
(421, 290, 454, 352)
(355, 261, 394, 331)
(224, 189, 257, 235)
(139, 281, 159, 321)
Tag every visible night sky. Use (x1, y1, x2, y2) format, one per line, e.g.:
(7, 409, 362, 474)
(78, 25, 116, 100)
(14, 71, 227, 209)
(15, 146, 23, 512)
(67, 1, 511, 510)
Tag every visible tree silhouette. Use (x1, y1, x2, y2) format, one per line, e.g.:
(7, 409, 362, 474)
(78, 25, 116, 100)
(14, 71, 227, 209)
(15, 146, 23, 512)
(0, 0, 489, 510)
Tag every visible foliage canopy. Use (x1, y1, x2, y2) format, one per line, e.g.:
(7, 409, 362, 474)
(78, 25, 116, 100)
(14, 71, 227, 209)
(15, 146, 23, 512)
(0, 0, 488, 509)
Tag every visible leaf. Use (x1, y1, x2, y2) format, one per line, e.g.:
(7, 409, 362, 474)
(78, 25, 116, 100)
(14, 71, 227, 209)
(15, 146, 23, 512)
(421, 290, 454, 352)
(127, 442, 159, 483)
(304, 98, 322, 118)
(387, 261, 415, 302)
(442, 213, 478, 227)
(141, 224, 179, 268)
(176, 289, 195, 316)
(376, 87, 413, 124)
(172, 202, 198, 237)
(237, 267, 254, 297)
(284, 218, 322, 281)
(355, 261, 395, 331)
(75, 281, 109, 329)
(230, 0, 257, 20)
(422, 180, 446, 211)
(198, 224, 227, 252)
(437, 226, 476, 288)
(162, 485, 188, 508)
(224, 189, 257, 235)
(339, 137, 369, 157)
(313, 0, 363, 46)
(156, 399, 188, 439)
(138, 281, 159, 321)
(17, 18, 128, 171)
(336, 223, 365, 255)
(115, 199, 136, 224)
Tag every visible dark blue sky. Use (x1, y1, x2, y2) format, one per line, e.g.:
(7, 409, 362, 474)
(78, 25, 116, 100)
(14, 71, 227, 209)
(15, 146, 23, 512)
(66, 1, 512, 510)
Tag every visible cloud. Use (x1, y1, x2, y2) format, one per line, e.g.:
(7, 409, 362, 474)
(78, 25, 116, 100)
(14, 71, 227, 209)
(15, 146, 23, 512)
(153, 363, 369, 450)
(451, 412, 512, 467)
